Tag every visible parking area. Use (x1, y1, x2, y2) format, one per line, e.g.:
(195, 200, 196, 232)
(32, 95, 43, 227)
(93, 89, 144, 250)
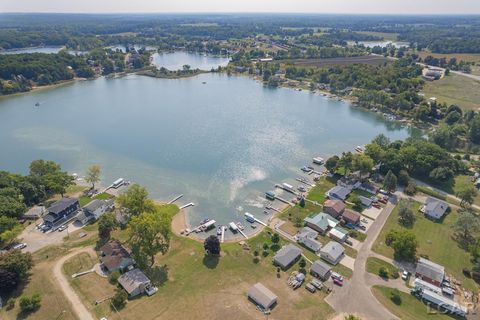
(361, 206, 382, 220)
(339, 255, 356, 271)
(356, 216, 375, 233)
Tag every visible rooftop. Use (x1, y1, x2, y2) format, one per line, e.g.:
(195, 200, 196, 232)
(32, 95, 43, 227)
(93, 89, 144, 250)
(320, 241, 345, 260)
(48, 198, 78, 214)
(310, 260, 331, 277)
(248, 283, 277, 310)
(416, 257, 445, 283)
(118, 268, 150, 294)
(273, 244, 302, 268)
(305, 213, 339, 230)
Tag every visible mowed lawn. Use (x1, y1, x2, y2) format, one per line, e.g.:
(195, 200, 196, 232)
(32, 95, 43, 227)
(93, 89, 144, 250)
(63, 233, 334, 320)
(372, 286, 457, 320)
(366, 257, 399, 279)
(422, 73, 480, 111)
(372, 201, 478, 292)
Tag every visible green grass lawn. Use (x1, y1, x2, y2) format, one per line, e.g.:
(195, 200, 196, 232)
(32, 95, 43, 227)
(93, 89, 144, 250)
(372, 201, 478, 292)
(357, 31, 399, 41)
(279, 202, 322, 226)
(62, 252, 96, 275)
(372, 286, 458, 320)
(366, 257, 399, 279)
(79, 192, 115, 207)
(422, 73, 480, 111)
(306, 176, 337, 204)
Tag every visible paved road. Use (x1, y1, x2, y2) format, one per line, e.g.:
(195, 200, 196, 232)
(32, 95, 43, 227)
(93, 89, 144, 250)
(326, 201, 399, 320)
(53, 247, 95, 320)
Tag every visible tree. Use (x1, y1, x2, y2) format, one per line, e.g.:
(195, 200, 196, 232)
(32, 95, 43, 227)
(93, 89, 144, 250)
(349, 194, 363, 212)
(0, 195, 26, 218)
(0, 268, 19, 293)
(404, 181, 417, 196)
(379, 267, 389, 278)
(390, 289, 402, 305)
(42, 171, 74, 197)
(397, 199, 415, 227)
(111, 288, 127, 310)
(339, 152, 354, 175)
(118, 184, 155, 218)
(344, 315, 362, 320)
(372, 134, 391, 149)
(0, 216, 22, 246)
(85, 165, 101, 189)
(469, 115, 480, 144)
(383, 170, 397, 192)
(204, 235, 221, 255)
(398, 170, 410, 186)
(98, 212, 117, 240)
(271, 233, 280, 244)
(352, 154, 374, 177)
(325, 155, 340, 174)
(454, 211, 480, 246)
(386, 230, 417, 261)
(127, 208, 171, 268)
(456, 185, 477, 208)
(0, 250, 33, 279)
(19, 293, 41, 312)
(29, 160, 60, 177)
(299, 196, 305, 208)
(429, 167, 454, 183)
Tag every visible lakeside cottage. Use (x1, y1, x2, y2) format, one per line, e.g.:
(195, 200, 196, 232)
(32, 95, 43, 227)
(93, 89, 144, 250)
(118, 268, 151, 297)
(304, 213, 339, 234)
(76, 199, 114, 225)
(323, 199, 345, 219)
(100, 240, 135, 273)
(326, 186, 350, 201)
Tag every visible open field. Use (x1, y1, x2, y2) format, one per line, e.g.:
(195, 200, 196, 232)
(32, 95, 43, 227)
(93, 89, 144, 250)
(372, 201, 478, 292)
(417, 51, 480, 63)
(366, 257, 399, 279)
(372, 286, 458, 320)
(422, 73, 480, 111)
(281, 55, 391, 68)
(63, 252, 96, 275)
(64, 233, 335, 320)
(357, 31, 399, 41)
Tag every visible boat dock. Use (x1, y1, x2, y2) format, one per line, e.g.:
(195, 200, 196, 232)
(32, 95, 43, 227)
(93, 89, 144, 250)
(266, 205, 282, 213)
(254, 217, 267, 227)
(296, 178, 314, 187)
(180, 202, 195, 209)
(275, 184, 298, 195)
(237, 227, 248, 239)
(168, 194, 183, 204)
(274, 195, 294, 207)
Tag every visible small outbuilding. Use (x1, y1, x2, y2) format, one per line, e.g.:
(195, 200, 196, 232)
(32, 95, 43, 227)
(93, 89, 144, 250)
(118, 268, 151, 297)
(310, 260, 332, 280)
(273, 244, 302, 270)
(248, 283, 278, 310)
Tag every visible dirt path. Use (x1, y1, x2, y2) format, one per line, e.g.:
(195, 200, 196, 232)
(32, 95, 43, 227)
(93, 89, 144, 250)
(52, 247, 96, 320)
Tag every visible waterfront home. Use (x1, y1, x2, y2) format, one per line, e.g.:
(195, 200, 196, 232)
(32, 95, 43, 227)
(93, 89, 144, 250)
(76, 199, 114, 225)
(323, 199, 345, 219)
(337, 176, 361, 191)
(273, 244, 302, 270)
(43, 198, 80, 227)
(320, 241, 345, 265)
(326, 186, 350, 201)
(304, 213, 339, 234)
(298, 236, 322, 253)
(248, 283, 278, 311)
(415, 257, 445, 287)
(421, 197, 449, 220)
(100, 240, 135, 273)
(118, 268, 151, 297)
(341, 209, 361, 226)
(310, 260, 332, 281)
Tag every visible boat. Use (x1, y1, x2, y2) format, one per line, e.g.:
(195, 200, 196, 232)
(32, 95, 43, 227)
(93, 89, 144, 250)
(236, 222, 245, 231)
(355, 146, 365, 153)
(202, 81, 207, 84)
(216, 226, 223, 235)
(312, 157, 324, 165)
(229, 222, 238, 232)
(244, 212, 255, 223)
(251, 224, 257, 229)
(200, 218, 210, 225)
(298, 186, 306, 193)
(34, 102, 40, 107)
(301, 166, 311, 173)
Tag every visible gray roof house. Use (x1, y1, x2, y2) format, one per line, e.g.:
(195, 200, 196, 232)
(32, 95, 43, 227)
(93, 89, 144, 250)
(422, 197, 449, 220)
(273, 244, 302, 270)
(320, 241, 345, 265)
(310, 260, 332, 280)
(359, 195, 373, 207)
(118, 268, 151, 297)
(326, 186, 350, 201)
(415, 257, 445, 287)
(76, 199, 114, 225)
(248, 283, 278, 310)
(297, 226, 318, 240)
(298, 236, 322, 253)
(43, 198, 80, 226)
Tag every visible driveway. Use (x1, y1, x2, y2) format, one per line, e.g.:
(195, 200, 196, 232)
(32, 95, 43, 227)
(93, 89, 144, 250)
(53, 247, 96, 320)
(326, 201, 400, 320)
(362, 206, 382, 220)
(339, 255, 355, 271)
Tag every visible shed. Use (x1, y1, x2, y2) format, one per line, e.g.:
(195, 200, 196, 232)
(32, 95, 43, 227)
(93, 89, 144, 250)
(118, 268, 151, 297)
(273, 244, 302, 270)
(248, 283, 277, 310)
(310, 260, 332, 280)
(415, 257, 444, 287)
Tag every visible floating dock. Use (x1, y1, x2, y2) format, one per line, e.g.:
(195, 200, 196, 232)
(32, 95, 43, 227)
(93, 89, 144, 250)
(245, 212, 267, 227)
(168, 194, 183, 204)
(230, 222, 248, 239)
(275, 184, 298, 195)
(296, 178, 314, 187)
(180, 202, 195, 209)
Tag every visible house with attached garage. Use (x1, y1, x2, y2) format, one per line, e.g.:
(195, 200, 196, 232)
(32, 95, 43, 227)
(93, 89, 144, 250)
(421, 197, 449, 220)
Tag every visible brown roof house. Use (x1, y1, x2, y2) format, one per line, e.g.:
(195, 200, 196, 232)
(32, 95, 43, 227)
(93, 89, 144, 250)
(342, 209, 361, 225)
(100, 240, 135, 273)
(323, 200, 345, 219)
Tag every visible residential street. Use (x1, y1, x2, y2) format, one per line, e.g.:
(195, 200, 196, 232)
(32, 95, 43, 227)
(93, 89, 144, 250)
(326, 200, 400, 320)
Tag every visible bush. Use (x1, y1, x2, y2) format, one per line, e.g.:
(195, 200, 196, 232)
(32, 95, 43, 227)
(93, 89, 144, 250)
(6, 298, 15, 310)
(390, 289, 402, 305)
(111, 288, 127, 310)
(253, 250, 259, 257)
(262, 250, 269, 257)
(463, 268, 472, 278)
(404, 181, 417, 196)
(379, 267, 389, 278)
(262, 243, 269, 251)
(109, 270, 120, 284)
(19, 293, 41, 312)
(253, 257, 260, 264)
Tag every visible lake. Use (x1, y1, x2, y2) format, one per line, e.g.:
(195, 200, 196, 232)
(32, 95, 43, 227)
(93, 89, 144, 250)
(351, 41, 410, 48)
(151, 52, 230, 70)
(0, 46, 64, 55)
(0, 72, 416, 238)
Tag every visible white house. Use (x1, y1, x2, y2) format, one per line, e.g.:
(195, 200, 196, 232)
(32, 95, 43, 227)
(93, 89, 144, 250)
(421, 197, 448, 220)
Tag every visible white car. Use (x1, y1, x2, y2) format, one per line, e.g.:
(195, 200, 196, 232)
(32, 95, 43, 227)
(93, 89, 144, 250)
(57, 225, 67, 232)
(402, 270, 409, 280)
(13, 243, 27, 250)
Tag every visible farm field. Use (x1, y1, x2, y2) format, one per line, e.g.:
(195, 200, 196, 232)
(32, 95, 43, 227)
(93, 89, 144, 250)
(281, 55, 391, 68)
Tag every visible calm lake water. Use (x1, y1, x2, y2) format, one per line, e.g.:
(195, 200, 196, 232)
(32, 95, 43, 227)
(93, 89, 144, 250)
(0, 46, 64, 55)
(0, 71, 416, 238)
(352, 41, 410, 48)
(151, 52, 230, 70)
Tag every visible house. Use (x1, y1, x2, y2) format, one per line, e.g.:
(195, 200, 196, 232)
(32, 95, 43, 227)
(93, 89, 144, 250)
(323, 200, 345, 219)
(296, 226, 318, 240)
(23, 206, 45, 219)
(359, 182, 379, 195)
(358, 195, 373, 207)
(421, 290, 467, 317)
(118, 268, 151, 297)
(337, 176, 361, 191)
(326, 186, 350, 201)
(320, 241, 345, 265)
(422, 197, 449, 220)
(341, 209, 361, 225)
(77, 199, 114, 225)
(328, 227, 348, 243)
(298, 236, 322, 253)
(273, 244, 302, 270)
(248, 283, 277, 310)
(415, 257, 445, 287)
(304, 213, 339, 234)
(310, 260, 332, 280)
(43, 198, 80, 227)
(100, 240, 135, 273)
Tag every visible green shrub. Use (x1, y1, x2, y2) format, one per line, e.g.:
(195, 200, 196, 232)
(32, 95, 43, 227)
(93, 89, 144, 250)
(109, 271, 120, 284)
(390, 289, 402, 305)
(6, 298, 15, 310)
(379, 267, 389, 278)
(19, 293, 41, 312)
(111, 288, 127, 310)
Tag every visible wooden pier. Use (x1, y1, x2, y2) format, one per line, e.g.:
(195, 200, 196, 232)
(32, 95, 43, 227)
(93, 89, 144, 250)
(168, 194, 183, 204)
(180, 202, 195, 209)
(274, 195, 294, 207)
(254, 218, 267, 227)
(295, 178, 314, 187)
(275, 184, 299, 195)
(237, 227, 248, 239)
(266, 205, 282, 213)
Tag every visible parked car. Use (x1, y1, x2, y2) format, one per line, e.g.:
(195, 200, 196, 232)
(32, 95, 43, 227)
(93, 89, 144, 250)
(333, 278, 344, 286)
(358, 225, 366, 231)
(401, 270, 409, 280)
(13, 243, 27, 250)
(345, 239, 353, 246)
(305, 283, 316, 293)
(57, 225, 67, 232)
(331, 272, 344, 282)
(372, 203, 381, 209)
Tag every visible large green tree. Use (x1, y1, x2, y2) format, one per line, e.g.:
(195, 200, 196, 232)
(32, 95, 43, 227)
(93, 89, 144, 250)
(118, 184, 155, 218)
(383, 170, 397, 192)
(85, 165, 101, 189)
(386, 229, 417, 261)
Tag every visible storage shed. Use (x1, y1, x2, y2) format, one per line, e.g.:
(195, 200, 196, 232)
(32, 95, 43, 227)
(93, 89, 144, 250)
(248, 283, 278, 310)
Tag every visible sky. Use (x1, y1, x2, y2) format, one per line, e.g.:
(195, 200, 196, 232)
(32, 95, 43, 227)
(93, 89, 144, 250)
(1, 0, 480, 15)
